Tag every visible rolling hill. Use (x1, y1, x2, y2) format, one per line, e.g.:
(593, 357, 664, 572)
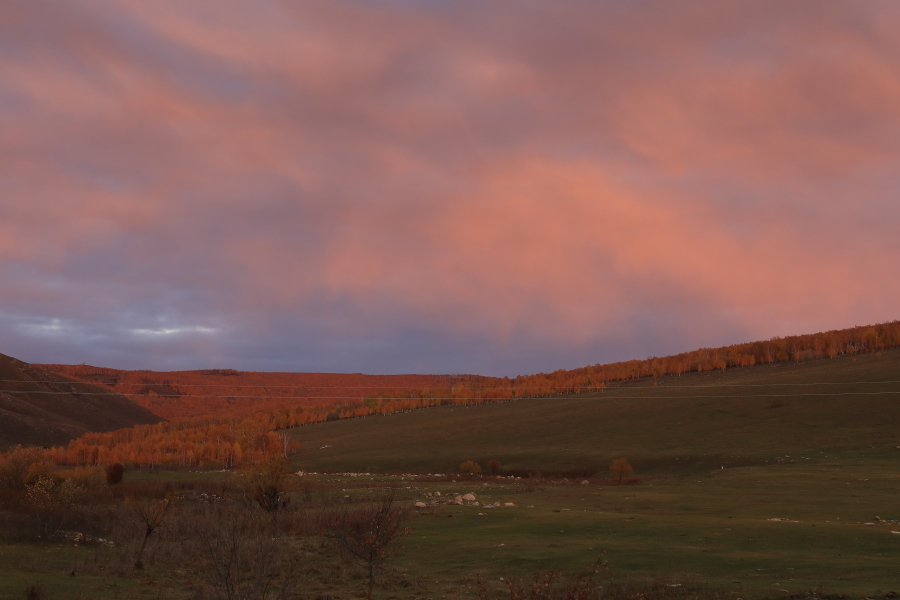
(0, 352, 163, 451)
(31, 365, 493, 420)
(22, 319, 900, 468)
(6, 329, 900, 599)
(286, 346, 900, 476)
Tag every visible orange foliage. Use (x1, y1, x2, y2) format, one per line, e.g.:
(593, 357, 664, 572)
(32, 320, 900, 470)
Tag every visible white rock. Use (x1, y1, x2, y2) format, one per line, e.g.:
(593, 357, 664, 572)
(504, 502, 515, 507)
(462, 493, 476, 501)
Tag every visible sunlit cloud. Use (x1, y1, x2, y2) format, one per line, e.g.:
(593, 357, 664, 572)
(1, 1, 899, 375)
(17, 318, 68, 335)
(130, 326, 218, 336)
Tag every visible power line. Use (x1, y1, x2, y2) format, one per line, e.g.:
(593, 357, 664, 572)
(0, 380, 577, 390)
(0, 390, 511, 400)
(605, 381, 900, 388)
(1, 389, 900, 400)
(2, 379, 900, 389)
(0, 380, 539, 389)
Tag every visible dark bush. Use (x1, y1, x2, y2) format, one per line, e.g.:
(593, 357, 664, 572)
(24, 584, 45, 600)
(105, 463, 124, 485)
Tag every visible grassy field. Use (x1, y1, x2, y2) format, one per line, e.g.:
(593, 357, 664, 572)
(2, 349, 900, 599)
(283, 349, 900, 598)
(287, 349, 900, 477)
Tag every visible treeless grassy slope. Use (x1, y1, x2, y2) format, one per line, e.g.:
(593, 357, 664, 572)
(287, 347, 900, 476)
(0, 352, 163, 450)
(276, 349, 900, 596)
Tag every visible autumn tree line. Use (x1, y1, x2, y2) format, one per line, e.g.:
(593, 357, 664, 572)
(17, 320, 900, 470)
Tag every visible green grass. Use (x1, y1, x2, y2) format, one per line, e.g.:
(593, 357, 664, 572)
(3, 349, 900, 599)
(0, 542, 176, 600)
(379, 465, 900, 598)
(288, 349, 900, 477)
(282, 349, 900, 598)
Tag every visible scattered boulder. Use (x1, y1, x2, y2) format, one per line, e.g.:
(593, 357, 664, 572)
(462, 493, 476, 502)
(415, 501, 427, 508)
(504, 502, 515, 507)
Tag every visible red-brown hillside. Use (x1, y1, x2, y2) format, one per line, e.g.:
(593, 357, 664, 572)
(27, 319, 900, 469)
(29, 368, 495, 420)
(0, 352, 163, 451)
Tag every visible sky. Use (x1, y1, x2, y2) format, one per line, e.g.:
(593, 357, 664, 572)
(1, 1, 899, 376)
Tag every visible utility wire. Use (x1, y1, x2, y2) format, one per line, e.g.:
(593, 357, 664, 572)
(0, 380, 544, 389)
(2, 379, 900, 389)
(1, 389, 900, 400)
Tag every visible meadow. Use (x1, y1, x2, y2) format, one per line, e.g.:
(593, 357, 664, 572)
(284, 348, 900, 598)
(2, 348, 899, 599)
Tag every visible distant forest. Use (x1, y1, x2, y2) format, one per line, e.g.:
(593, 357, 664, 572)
(34, 320, 900, 469)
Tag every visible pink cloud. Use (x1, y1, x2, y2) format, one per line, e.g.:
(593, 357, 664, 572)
(1, 0, 899, 373)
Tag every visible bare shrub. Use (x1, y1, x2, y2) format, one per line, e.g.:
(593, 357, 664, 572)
(488, 460, 501, 475)
(125, 496, 171, 569)
(325, 491, 409, 600)
(180, 499, 300, 600)
(24, 583, 46, 600)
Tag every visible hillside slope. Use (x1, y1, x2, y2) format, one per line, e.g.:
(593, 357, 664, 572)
(39, 320, 900, 424)
(0, 353, 164, 450)
(32, 366, 491, 420)
(28, 319, 900, 468)
(287, 347, 900, 476)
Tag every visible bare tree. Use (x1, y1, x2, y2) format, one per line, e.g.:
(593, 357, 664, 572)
(182, 499, 300, 600)
(326, 492, 409, 600)
(125, 496, 171, 569)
